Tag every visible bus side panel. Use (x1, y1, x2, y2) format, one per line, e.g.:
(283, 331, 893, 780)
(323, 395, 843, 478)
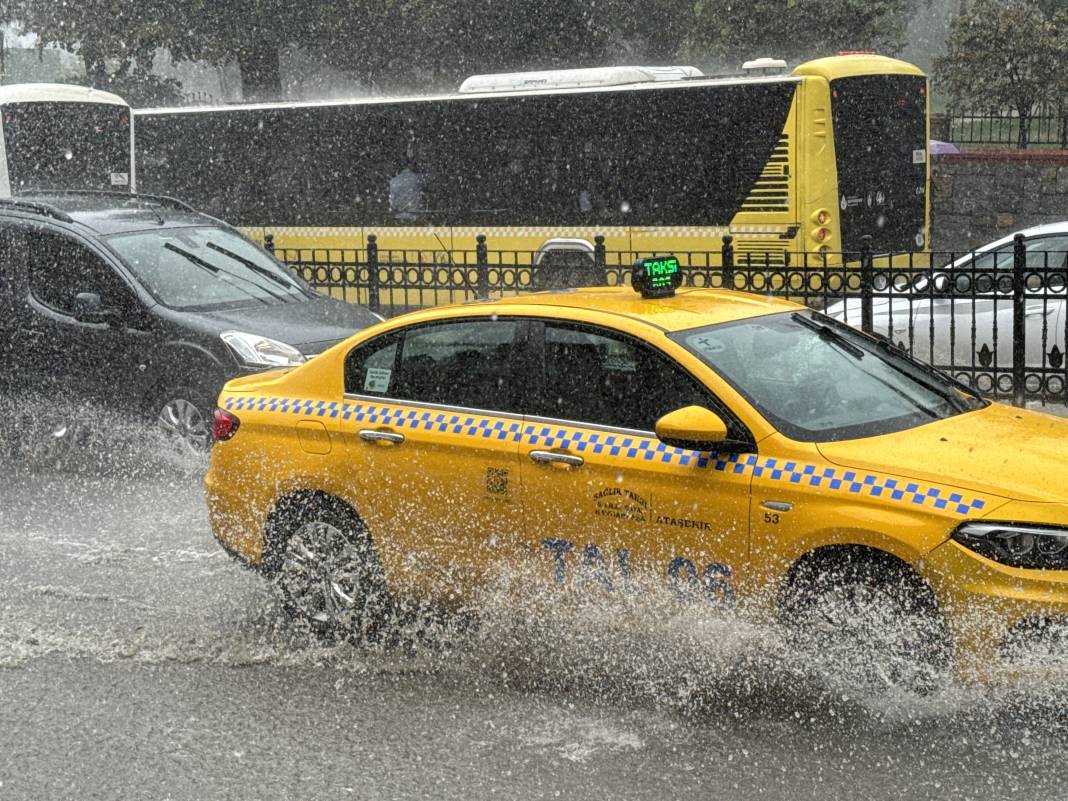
(629, 80, 798, 261)
(723, 84, 802, 265)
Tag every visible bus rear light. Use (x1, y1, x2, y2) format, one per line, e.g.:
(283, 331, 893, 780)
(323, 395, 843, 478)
(212, 407, 241, 443)
(811, 208, 830, 226)
(812, 227, 831, 243)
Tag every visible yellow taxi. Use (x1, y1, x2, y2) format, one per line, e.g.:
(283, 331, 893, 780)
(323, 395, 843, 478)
(205, 256, 1068, 678)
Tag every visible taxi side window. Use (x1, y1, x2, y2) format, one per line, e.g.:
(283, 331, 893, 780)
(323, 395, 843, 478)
(345, 319, 520, 412)
(535, 322, 713, 431)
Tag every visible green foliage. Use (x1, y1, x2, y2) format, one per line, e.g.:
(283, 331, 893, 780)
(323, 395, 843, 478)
(935, 0, 1058, 146)
(15, 0, 194, 101)
(684, 0, 924, 66)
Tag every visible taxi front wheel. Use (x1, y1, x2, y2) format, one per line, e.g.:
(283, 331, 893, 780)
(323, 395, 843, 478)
(267, 495, 391, 641)
(781, 554, 951, 692)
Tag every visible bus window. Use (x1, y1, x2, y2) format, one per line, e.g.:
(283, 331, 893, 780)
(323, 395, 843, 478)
(3, 101, 131, 194)
(831, 73, 927, 253)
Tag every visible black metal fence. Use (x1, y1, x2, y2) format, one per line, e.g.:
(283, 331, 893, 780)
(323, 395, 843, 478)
(270, 233, 1068, 409)
(944, 108, 1068, 149)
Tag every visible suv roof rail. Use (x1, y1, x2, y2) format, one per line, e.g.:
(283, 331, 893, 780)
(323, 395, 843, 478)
(0, 198, 74, 223)
(14, 188, 198, 214)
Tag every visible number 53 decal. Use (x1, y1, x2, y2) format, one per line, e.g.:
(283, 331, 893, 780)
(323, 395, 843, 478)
(761, 501, 791, 525)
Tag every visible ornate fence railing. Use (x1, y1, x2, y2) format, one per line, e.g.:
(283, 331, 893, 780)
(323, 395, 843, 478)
(269, 233, 1068, 409)
(941, 108, 1068, 149)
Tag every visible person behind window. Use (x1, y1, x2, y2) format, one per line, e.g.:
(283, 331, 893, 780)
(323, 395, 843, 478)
(389, 156, 426, 222)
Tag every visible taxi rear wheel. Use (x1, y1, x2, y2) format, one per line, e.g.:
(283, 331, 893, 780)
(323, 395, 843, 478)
(782, 554, 950, 692)
(268, 496, 390, 641)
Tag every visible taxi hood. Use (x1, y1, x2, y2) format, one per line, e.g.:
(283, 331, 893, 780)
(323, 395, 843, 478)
(816, 403, 1068, 504)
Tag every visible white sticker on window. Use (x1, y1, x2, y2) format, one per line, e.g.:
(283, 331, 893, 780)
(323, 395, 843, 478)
(110, 172, 129, 186)
(364, 367, 392, 393)
(912, 149, 926, 165)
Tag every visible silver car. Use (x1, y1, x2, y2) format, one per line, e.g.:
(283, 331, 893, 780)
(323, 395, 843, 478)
(826, 222, 1068, 397)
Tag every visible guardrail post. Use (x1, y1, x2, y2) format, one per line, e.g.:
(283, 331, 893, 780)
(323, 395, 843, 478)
(1012, 232, 1027, 407)
(721, 235, 734, 288)
(860, 234, 874, 334)
(594, 235, 606, 284)
(476, 234, 489, 298)
(366, 233, 380, 314)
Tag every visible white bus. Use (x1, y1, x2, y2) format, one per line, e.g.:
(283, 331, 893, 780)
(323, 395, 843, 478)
(0, 83, 133, 198)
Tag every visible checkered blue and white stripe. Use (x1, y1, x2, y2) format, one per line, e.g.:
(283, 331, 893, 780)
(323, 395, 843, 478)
(223, 395, 988, 517)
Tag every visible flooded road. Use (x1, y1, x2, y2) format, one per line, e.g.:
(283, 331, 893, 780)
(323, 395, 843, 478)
(3, 449, 1068, 800)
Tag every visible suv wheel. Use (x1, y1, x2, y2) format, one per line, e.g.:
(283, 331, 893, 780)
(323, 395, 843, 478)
(156, 387, 213, 452)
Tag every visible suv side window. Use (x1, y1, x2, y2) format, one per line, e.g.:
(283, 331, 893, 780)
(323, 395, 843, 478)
(345, 319, 520, 413)
(534, 321, 718, 432)
(27, 227, 135, 316)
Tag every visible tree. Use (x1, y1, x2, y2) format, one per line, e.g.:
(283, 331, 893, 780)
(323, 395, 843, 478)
(684, 0, 925, 67)
(1050, 8, 1068, 146)
(17, 0, 191, 104)
(313, 0, 626, 93)
(935, 0, 1058, 148)
(189, 0, 341, 101)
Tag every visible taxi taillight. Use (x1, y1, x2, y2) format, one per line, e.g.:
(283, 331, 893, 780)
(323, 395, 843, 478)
(212, 407, 240, 443)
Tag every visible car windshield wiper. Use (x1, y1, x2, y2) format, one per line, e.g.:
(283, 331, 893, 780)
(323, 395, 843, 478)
(791, 312, 865, 359)
(164, 242, 282, 305)
(871, 338, 980, 413)
(205, 241, 312, 297)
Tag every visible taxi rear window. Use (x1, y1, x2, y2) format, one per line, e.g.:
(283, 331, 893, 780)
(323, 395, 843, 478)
(345, 319, 521, 413)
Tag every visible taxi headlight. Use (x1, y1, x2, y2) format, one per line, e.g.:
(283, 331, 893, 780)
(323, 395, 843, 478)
(952, 522, 1068, 570)
(221, 330, 306, 368)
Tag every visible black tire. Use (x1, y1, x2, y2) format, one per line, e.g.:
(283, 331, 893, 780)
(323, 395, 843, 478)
(265, 495, 391, 642)
(155, 384, 215, 453)
(781, 554, 950, 692)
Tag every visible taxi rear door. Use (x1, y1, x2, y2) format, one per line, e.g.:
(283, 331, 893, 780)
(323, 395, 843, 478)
(340, 317, 527, 599)
(517, 319, 754, 597)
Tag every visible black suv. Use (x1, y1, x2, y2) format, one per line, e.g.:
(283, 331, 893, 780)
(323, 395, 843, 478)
(0, 191, 379, 457)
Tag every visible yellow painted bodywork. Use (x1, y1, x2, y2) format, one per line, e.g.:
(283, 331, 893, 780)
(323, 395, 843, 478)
(204, 287, 1065, 668)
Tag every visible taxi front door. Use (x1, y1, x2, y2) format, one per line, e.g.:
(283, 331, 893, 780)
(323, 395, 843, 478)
(519, 320, 753, 598)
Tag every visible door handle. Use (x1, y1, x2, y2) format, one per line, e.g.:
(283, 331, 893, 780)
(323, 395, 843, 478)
(529, 450, 584, 468)
(358, 429, 404, 444)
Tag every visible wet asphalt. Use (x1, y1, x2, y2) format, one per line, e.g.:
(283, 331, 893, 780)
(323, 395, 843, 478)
(2, 445, 1068, 801)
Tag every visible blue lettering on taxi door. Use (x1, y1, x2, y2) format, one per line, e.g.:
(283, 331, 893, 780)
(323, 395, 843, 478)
(541, 538, 734, 604)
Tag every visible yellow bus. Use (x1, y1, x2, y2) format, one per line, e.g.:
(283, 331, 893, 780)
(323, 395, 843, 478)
(133, 53, 928, 271)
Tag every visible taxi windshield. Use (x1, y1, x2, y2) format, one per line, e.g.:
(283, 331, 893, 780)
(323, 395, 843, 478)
(673, 310, 985, 442)
(107, 226, 314, 311)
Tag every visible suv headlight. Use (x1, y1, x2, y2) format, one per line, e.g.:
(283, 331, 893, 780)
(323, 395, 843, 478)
(952, 522, 1068, 570)
(221, 330, 306, 368)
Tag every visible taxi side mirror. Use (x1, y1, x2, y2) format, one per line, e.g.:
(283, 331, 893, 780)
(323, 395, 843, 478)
(655, 405, 728, 451)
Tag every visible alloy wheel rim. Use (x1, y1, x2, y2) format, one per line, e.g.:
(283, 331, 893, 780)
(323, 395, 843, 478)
(277, 521, 365, 628)
(158, 398, 211, 451)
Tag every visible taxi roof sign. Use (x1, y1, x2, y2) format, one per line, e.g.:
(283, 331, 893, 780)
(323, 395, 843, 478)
(632, 255, 682, 299)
